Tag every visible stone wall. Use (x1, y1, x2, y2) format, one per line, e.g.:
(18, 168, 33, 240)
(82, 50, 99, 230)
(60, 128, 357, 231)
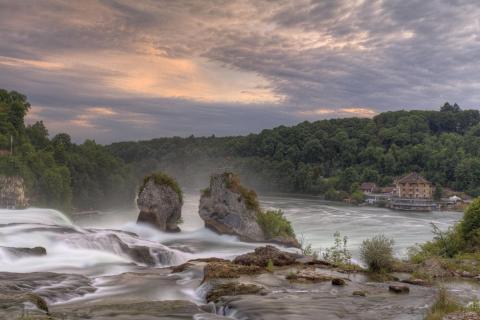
(0, 175, 28, 209)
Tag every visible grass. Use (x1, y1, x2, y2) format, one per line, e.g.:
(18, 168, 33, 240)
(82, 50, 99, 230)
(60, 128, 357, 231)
(426, 287, 463, 320)
(139, 172, 183, 203)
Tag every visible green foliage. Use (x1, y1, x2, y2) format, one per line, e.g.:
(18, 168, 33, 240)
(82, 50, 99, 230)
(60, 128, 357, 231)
(460, 197, 480, 246)
(299, 234, 319, 259)
(108, 104, 480, 198)
(409, 199, 480, 263)
(426, 287, 462, 320)
(140, 172, 183, 203)
(266, 259, 274, 272)
(257, 209, 295, 239)
(322, 231, 352, 266)
(324, 188, 349, 202)
(0, 89, 133, 211)
(360, 234, 394, 272)
(351, 190, 365, 204)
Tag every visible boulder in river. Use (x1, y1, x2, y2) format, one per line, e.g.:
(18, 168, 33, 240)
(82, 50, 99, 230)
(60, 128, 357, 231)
(234, 245, 298, 267)
(137, 172, 183, 232)
(199, 172, 299, 247)
(1, 246, 47, 257)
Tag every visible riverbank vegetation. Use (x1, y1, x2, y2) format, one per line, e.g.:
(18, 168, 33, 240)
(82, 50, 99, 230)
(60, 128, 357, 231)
(3, 88, 480, 210)
(0, 89, 133, 211)
(108, 102, 480, 200)
(409, 198, 480, 267)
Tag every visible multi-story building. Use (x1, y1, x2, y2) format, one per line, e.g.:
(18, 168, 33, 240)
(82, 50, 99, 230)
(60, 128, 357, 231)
(395, 172, 433, 199)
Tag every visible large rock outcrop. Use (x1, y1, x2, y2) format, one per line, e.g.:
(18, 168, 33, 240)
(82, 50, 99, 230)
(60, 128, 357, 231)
(199, 172, 299, 247)
(0, 175, 28, 209)
(137, 173, 183, 232)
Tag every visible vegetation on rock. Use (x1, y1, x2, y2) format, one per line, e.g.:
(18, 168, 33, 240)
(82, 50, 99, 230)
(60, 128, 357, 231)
(322, 231, 352, 266)
(140, 172, 183, 203)
(257, 209, 295, 239)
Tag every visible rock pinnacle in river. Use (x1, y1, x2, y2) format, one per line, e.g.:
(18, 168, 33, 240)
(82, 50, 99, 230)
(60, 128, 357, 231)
(137, 172, 183, 232)
(199, 172, 299, 247)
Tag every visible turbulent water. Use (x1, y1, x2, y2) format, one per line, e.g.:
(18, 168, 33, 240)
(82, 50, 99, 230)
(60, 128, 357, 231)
(0, 193, 466, 318)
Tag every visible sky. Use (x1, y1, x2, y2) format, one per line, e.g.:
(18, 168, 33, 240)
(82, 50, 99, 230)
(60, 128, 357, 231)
(1, 0, 480, 143)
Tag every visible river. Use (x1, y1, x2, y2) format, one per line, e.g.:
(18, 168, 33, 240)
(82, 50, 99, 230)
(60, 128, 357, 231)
(0, 193, 467, 319)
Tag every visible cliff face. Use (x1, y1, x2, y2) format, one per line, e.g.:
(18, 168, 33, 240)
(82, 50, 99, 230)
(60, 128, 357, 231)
(0, 176, 28, 209)
(199, 173, 266, 242)
(137, 174, 183, 232)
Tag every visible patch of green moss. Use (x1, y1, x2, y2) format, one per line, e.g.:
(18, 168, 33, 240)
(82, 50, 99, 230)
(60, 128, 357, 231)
(139, 172, 183, 203)
(220, 172, 260, 212)
(257, 209, 295, 239)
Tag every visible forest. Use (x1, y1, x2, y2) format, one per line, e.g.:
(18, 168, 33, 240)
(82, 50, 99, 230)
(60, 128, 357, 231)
(2, 88, 480, 211)
(108, 102, 480, 199)
(0, 89, 133, 211)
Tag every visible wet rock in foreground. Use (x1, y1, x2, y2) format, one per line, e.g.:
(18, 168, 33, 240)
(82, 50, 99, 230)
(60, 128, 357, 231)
(234, 245, 298, 267)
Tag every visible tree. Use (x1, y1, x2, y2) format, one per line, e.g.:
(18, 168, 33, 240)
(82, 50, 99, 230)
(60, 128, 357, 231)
(26, 121, 49, 149)
(433, 185, 443, 201)
(440, 102, 461, 113)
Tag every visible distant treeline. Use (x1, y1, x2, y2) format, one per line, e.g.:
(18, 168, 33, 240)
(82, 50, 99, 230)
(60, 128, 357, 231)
(2, 88, 480, 211)
(108, 102, 480, 198)
(0, 89, 134, 211)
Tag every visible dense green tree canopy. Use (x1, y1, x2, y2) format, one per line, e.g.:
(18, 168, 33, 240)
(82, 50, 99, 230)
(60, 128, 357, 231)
(0, 89, 134, 211)
(108, 104, 480, 198)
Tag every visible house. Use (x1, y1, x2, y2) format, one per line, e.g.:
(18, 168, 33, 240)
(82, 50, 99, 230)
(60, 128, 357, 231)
(395, 172, 433, 199)
(380, 186, 396, 195)
(360, 182, 377, 194)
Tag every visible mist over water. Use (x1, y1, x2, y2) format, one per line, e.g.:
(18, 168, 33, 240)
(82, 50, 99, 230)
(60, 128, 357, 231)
(0, 193, 461, 307)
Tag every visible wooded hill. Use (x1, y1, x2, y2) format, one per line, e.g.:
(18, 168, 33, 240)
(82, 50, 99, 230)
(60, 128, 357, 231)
(2, 87, 479, 211)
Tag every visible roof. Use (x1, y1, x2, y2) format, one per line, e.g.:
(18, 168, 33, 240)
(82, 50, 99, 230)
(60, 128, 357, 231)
(380, 186, 396, 193)
(360, 182, 377, 190)
(396, 172, 430, 185)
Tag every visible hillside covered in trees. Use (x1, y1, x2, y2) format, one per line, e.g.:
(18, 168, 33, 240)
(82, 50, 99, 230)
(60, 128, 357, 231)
(108, 102, 480, 199)
(0, 89, 133, 211)
(2, 88, 480, 211)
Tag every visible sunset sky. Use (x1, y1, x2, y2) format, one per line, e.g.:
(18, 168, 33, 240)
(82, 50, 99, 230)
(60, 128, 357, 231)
(1, 0, 480, 143)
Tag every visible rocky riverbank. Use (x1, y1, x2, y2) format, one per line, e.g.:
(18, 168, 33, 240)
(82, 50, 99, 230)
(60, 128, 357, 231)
(0, 245, 459, 320)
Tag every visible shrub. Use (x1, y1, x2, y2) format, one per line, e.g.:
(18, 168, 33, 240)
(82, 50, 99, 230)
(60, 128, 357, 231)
(140, 172, 183, 203)
(257, 209, 295, 239)
(425, 287, 462, 320)
(266, 259, 274, 272)
(408, 223, 465, 263)
(324, 188, 346, 201)
(322, 231, 352, 266)
(299, 234, 319, 259)
(461, 197, 480, 245)
(351, 190, 365, 204)
(360, 234, 394, 272)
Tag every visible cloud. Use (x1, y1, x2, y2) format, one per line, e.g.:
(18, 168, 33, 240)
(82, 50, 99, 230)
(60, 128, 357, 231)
(0, 0, 479, 143)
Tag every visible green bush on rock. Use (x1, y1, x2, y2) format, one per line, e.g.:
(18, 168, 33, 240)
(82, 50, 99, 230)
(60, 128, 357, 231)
(257, 209, 295, 239)
(140, 172, 183, 203)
